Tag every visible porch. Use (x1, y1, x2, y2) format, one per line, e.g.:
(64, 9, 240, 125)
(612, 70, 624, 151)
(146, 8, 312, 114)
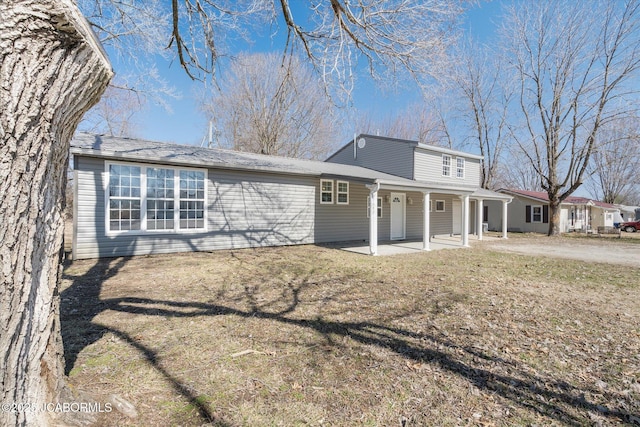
(337, 234, 500, 256)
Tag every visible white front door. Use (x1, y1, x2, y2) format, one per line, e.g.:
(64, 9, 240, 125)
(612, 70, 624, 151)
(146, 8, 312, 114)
(452, 199, 461, 235)
(390, 193, 406, 240)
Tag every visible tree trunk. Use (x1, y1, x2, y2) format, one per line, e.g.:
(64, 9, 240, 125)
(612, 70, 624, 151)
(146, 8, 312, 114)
(0, 1, 112, 426)
(547, 198, 562, 236)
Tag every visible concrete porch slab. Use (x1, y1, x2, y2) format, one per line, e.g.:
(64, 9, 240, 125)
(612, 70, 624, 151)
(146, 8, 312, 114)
(335, 234, 500, 256)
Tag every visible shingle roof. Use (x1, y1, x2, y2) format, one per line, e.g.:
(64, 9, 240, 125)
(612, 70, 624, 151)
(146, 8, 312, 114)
(500, 188, 617, 208)
(70, 133, 510, 200)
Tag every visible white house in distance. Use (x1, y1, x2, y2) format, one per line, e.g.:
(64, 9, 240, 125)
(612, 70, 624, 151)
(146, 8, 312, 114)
(70, 133, 512, 259)
(485, 189, 621, 233)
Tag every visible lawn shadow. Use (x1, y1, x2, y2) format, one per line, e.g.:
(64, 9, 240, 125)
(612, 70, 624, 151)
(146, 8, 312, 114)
(60, 256, 233, 426)
(61, 253, 638, 426)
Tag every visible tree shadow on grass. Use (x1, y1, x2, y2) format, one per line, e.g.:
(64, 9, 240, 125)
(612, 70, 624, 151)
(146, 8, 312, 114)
(61, 254, 638, 426)
(60, 256, 233, 427)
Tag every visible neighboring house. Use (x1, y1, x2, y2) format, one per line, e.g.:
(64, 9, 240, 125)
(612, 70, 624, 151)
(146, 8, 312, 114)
(70, 133, 511, 259)
(615, 204, 640, 223)
(486, 189, 621, 233)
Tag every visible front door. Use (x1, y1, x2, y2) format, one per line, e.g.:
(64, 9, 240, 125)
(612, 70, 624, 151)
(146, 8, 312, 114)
(390, 193, 406, 240)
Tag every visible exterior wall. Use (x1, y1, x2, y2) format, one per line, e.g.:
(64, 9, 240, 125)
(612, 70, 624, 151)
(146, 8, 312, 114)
(73, 156, 317, 259)
(502, 196, 549, 233)
(313, 187, 425, 242)
(484, 200, 504, 231)
(413, 148, 481, 186)
(325, 136, 415, 180)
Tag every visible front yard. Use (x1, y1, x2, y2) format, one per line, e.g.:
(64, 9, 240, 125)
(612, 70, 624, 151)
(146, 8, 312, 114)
(61, 239, 640, 426)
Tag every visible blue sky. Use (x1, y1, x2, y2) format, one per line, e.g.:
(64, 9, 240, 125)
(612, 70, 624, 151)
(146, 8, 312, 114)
(118, 1, 506, 146)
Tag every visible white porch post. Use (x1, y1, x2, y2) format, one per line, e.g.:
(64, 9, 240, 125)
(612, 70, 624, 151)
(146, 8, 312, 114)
(462, 194, 470, 247)
(422, 191, 431, 251)
(502, 199, 509, 239)
(476, 198, 484, 241)
(367, 183, 380, 255)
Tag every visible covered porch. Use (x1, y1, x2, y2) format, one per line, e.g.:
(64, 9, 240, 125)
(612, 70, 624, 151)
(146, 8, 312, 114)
(365, 180, 512, 256)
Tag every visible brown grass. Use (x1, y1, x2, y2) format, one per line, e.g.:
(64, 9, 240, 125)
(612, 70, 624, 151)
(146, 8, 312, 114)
(60, 240, 640, 426)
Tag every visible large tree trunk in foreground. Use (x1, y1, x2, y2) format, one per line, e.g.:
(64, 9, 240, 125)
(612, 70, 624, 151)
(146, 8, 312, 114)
(0, 1, 112, 425)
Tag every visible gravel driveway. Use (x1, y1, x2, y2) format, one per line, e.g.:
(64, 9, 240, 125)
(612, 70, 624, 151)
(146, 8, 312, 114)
(483, 235, 640, 267)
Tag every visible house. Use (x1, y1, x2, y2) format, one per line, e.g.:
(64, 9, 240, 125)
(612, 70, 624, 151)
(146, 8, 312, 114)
(70, 133, 512, 260)
(485, 189, 621, 233)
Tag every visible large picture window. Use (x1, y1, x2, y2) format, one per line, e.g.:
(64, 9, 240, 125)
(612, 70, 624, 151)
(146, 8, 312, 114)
(106, 163, 206, 234)
(179, 170, 205, 229)
(108, 165, 141, 231)
(146, 168, 175, 230)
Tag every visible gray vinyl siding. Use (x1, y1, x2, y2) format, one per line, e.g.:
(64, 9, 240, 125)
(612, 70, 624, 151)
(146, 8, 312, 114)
(414, 149, 481, 186)
(326, 136, 414, 179)
(314, 183, 384, 242)
(429, 194, 455, 236)
(73, 156, 317, 259)
(504, 196, 548, 233)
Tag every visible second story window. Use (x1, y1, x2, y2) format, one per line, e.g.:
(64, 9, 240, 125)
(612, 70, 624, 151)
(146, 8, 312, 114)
(456, 157, 465, 178)
(442, 154, 451, 177)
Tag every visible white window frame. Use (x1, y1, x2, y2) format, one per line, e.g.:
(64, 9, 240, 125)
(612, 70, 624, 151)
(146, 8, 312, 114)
(532, 205, 543, 223)
(442, 154, 452, 177)
(367, 197, 383, 218)
(336, 181, 349, 205)
(105, 161, 207, 235)
(456, 157, 465, 179)
(320, 179, 333, 204)
(435, 200, 446, 212)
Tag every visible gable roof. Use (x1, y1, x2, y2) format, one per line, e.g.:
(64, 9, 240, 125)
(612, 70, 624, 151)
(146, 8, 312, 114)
(71, 133, 478, 192)
(326, 133, 484, 162)
(500, 188, 617, 209)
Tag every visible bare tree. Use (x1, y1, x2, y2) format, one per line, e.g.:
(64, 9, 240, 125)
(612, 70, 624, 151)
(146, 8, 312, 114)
(502, 0, 640, 235)
(494, 146, 544, 192)
(447, 41, 512, 189)
(354, 100, 452, 147)
(201, 53, 340, 159)
(79, 86, 143, 137)
(2, 2, 466, 425)
(585, 118, 640, 204)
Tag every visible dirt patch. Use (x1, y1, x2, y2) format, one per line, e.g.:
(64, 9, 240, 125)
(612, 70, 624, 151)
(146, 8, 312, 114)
(482, 234, 640, 267)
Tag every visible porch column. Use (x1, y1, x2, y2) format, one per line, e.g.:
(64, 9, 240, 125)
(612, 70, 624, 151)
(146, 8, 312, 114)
(502, 199, 509, 239)
(476, 198, 484, 241)
(367, 183, 380, 255)
(462, 194, 470, 247)
(422, 191, 431, 251)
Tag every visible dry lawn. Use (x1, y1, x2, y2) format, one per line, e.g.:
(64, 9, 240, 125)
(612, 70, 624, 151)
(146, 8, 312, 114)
(60, 238, 640, 426)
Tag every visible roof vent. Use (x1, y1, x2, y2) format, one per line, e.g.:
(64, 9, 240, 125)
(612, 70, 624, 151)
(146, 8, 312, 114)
(357, 138, 366, 149)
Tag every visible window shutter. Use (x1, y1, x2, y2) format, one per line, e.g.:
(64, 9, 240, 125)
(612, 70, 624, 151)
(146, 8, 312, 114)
(543, 205, 549, 223)
(483, 205, 489, 222)
(525, 205, 531, 223)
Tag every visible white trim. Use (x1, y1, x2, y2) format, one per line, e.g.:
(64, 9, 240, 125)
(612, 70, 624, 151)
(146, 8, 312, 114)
(104, 160, 208, 236)
(442, 154, 452, 177)
(456, 157, 465, 179)
(320, 179, 333, 204)
(435, 200, 446, 212)
(336, 180, 349, 205)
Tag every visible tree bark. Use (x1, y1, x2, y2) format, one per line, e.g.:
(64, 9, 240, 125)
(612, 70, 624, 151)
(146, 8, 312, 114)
(0, 1, 112, 426)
